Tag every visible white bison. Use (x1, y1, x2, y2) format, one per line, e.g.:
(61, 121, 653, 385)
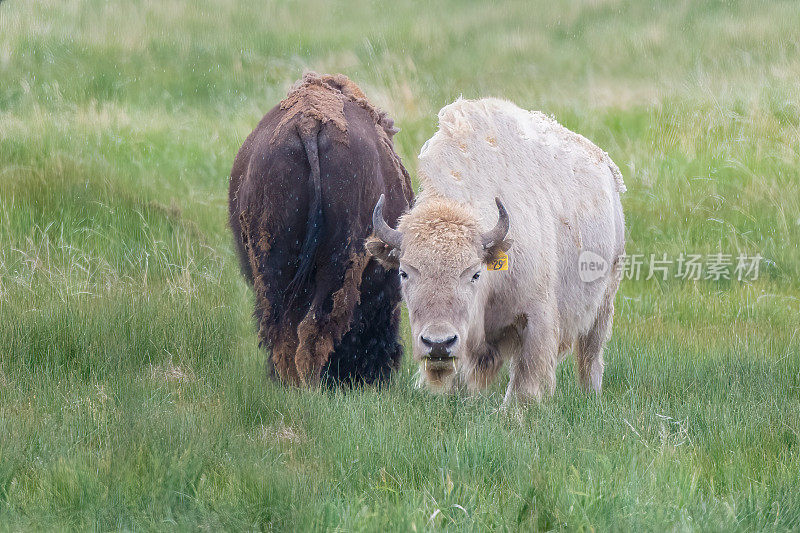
(368, 98, 626, 402)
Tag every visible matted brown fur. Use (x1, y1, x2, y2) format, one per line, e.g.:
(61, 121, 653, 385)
(295, 251, 372, 382)
(271, 72, 398, 146)
(269, 72, 413, 207)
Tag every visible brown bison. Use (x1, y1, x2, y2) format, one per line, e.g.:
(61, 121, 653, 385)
(229, 73, 414, 386)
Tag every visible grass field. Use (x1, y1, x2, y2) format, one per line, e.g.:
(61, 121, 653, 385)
(1, 0, 800, 530)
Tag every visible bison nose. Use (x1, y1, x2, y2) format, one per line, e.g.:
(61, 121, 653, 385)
(420, 333, 458, 356)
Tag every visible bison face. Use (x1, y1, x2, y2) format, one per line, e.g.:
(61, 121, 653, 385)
(397, 255, 482, 391)
(368, 195, 510, 392)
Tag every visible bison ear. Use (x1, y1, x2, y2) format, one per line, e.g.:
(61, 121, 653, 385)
(482, 238, 513, 265)
(365, 236, 400, 269)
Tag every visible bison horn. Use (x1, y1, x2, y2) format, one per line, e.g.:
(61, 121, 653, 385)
(481, 198, 510, 249)
(372, 194, 404, 249)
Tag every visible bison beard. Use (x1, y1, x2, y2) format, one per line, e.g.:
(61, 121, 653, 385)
(229, 73, 412, 387)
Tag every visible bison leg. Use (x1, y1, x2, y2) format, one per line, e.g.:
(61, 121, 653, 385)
(575, 285, 616, 394)
(466, 316, 527, 393)
(242, 215, 305, 384)
(295, 250, 370, 386)
(464, 343, 503, 393)
(324, 260, 404, 385)
(504, 303, 558, 403)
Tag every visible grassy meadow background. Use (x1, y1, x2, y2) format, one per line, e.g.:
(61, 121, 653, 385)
(1, 0, 799, 529)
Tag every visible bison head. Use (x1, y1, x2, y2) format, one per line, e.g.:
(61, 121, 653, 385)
(367, 195, 510, 392)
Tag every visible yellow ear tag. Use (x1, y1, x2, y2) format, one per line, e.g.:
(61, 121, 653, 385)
(487, 250, 509, 271)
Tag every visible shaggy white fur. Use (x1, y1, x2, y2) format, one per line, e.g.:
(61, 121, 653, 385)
(373, 97, 625, 401)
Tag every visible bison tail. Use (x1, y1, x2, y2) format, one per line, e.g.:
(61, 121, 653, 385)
(285, 121, 325, 310)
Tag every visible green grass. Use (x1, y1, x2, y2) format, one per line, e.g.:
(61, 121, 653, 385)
(1, 0, 799, 530)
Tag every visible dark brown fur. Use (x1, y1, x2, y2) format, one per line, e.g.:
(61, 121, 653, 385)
(229, 73, 413, 386)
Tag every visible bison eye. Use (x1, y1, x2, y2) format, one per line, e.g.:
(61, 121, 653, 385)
(399, 269, 408, 280)
(471, 271, 481, 282)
